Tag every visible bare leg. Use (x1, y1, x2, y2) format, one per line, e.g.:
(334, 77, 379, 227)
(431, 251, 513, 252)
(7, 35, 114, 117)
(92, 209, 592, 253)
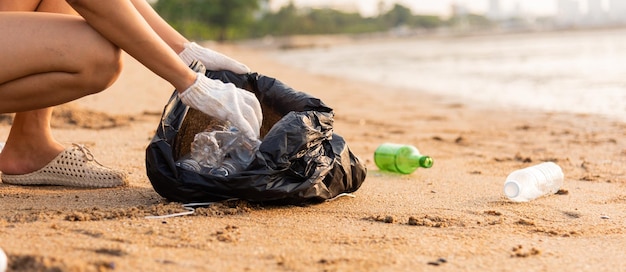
(0, 109, 62, 175)
(0, 13, 122, 112)
(0, 0, 122, 175)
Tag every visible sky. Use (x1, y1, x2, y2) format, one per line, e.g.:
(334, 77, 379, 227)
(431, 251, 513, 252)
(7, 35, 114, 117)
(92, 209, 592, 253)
(269, 0, 560, 17)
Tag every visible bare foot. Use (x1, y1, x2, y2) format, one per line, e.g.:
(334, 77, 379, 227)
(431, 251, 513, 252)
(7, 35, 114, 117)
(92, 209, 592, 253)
(0, 141, 65, 175)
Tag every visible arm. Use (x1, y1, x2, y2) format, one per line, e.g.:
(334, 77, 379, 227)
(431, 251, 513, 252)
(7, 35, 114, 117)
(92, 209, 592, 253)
(67, 0, 195, 92)
(130, 0, 251, 73)
(129, 0, 188, 54)
(67, 0, 260, 137)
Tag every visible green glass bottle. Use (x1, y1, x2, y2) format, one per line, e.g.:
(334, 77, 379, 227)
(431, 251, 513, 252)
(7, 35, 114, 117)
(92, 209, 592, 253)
(374, 143, 433, 174)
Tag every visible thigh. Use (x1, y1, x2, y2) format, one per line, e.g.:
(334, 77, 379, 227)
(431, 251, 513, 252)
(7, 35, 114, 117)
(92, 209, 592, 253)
(0, 12, 115, 84)
(0, 0, 75, 13)
(0, 0, 41, 11)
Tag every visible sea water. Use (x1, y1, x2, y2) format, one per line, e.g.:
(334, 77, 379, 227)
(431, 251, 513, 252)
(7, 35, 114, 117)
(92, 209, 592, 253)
(269, 28, 626, 122)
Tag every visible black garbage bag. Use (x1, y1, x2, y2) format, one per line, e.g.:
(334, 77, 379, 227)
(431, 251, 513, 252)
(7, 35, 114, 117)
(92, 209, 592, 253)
(145, 70, 367, 204)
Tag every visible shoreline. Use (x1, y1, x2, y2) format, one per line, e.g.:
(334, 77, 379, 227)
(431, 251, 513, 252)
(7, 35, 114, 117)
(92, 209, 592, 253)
(239, 24, 626, 50)
(252, 30, 626, 124)
(1, 42, 625, 271)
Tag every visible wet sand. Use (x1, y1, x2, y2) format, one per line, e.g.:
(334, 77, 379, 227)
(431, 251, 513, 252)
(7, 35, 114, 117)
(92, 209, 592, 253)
(0, 42, 625, 271)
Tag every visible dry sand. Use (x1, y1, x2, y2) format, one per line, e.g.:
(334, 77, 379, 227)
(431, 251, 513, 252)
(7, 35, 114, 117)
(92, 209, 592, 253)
(0, 42, 625, 272)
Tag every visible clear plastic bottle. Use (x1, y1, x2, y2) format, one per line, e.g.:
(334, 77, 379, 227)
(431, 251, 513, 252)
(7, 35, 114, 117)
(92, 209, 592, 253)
(190, 131, 224, 169)
(190, 125, 260, 176)
(503, 162, 564, 202)
(0, 246, 6, 272)
(374, 143, 433, 174)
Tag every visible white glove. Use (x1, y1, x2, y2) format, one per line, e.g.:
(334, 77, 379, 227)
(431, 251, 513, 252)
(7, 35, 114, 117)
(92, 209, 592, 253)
(179, 42, 251, 74)
(179, 73, 262, 139)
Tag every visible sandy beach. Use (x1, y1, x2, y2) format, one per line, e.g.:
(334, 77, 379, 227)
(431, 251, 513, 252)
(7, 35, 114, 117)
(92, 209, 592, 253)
(1, 40, 625, 271)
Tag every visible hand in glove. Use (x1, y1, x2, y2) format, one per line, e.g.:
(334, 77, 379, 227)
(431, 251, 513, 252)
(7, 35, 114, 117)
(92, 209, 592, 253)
(179, 42, 251, 74)
(179, 72, 263, 139)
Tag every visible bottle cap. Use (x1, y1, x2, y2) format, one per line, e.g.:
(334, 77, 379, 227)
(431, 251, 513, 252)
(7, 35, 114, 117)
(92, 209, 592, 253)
(419, 156, 434, 168)
(504, 181, 520, 198)
(177, 159, 202, 172)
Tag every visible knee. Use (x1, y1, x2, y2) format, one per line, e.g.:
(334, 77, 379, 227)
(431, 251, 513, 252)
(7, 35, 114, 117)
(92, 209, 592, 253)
(80, 42, 123, 96)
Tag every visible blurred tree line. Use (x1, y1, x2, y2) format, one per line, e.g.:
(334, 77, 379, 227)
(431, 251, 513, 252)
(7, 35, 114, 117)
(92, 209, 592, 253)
(152, 0, 481, 41)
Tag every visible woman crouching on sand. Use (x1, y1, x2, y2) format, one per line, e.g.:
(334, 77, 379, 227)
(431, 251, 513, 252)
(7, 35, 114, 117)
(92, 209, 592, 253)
(0, 0, 261, 188)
